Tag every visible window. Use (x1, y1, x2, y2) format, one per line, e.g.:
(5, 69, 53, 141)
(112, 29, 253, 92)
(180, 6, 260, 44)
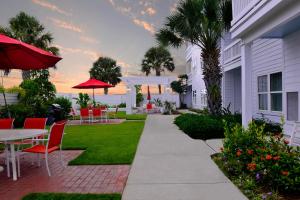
(258, 75, 268, 110)
(257, 72, 282, 112)
(270, 72, 282, 111)
(287, 92, 298, 121)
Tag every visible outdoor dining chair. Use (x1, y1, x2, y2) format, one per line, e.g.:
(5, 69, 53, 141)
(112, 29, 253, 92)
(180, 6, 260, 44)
(22, 120, 67, 176)
(92, 107, 102, 122)
(0, 118, 14, 177)
(0, 118, 14, 129)
(11, 118, 47, 177)
(80, 108, 90, 124)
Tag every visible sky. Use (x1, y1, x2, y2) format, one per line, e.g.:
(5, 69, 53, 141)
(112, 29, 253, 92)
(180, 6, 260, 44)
(0, 0, 186, 94)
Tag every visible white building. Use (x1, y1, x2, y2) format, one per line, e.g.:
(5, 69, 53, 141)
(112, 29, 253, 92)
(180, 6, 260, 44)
(184, 43, 207, 109)
(222, 0, 300, 136)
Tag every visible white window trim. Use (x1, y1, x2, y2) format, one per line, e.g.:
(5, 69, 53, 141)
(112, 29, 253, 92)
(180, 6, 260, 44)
(257, 72, 283, 113)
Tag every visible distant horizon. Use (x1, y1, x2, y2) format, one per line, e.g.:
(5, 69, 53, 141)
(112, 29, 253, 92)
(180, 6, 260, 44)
(1, 0, 186, 94)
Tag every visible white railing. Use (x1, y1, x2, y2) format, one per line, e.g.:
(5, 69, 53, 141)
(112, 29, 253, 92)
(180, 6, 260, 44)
(232, 0, 262, 25)
(200, 92, 207, 108)
(223, 40, 241, 64)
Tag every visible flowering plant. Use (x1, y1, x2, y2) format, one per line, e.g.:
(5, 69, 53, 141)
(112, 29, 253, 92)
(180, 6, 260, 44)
(221, 120, 300, 193)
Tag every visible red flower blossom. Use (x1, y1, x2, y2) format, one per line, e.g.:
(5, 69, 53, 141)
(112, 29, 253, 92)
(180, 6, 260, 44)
(284, 139, 290, 145)
(247, 149, 254, 155)
(273, 156, 280, 161)
(266, 154, 272, 160)
(260, 156, 265, 161)
(281, 171, 289, 176)
(236, 150, 242, 157)
(220, 147, 224, 152)
(247, 163, 256, 171)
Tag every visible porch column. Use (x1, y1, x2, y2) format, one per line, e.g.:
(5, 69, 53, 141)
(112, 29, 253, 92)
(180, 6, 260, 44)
(126, 85, 133, 114)
(241, 41, 253, 126)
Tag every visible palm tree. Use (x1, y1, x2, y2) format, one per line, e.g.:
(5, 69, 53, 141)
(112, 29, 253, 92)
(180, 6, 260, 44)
(89, 57, 122, 95)
(156, 0, 232, 115)
(141, 46, 175, 94)
(0, 11, 59, 79)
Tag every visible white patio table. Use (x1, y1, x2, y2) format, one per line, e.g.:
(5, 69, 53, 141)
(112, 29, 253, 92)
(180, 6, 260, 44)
(0, 129, 48, 181)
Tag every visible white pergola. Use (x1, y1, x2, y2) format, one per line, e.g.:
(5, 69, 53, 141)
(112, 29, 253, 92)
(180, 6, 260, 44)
(121, 76, 177, 114)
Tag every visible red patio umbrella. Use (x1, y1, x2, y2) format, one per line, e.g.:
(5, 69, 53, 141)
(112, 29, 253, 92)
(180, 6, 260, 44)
(0, 34, 62, 117)
(72, 78, 113, 104)
(0, 34, 62, 70)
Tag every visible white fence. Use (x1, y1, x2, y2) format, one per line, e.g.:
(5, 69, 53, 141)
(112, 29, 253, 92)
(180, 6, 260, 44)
(0, 93, 18, 106)
(56, 93, 180, 109)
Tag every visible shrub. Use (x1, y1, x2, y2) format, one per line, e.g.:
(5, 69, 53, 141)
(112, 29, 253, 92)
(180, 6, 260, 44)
(118, 103, 126, 108)
(53, 97, 72, 120)
(222, 121, 300, 194)
(253, 118, 282, 135)
(0, 103, 34, 128)
(175, 113, 224, 139)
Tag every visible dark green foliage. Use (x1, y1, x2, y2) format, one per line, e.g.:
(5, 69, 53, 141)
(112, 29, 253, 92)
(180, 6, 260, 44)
(175, 113, 224, 139)
(117, 103, 126, 108)
(135, 85, 144, 107)
(175, 113, 241, 140)
(0, 104, 33, 128)
(22, 193, 121, 200)
(253, 118, 282, 135)
(89, 57, 122, 94)
(53, 97, 72, 120)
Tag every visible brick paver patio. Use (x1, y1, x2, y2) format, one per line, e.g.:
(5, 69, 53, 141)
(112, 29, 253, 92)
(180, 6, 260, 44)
(0, 150, 130, 200)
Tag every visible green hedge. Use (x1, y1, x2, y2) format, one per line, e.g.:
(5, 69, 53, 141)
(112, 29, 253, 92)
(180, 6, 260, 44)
(174, 113, 241, 140)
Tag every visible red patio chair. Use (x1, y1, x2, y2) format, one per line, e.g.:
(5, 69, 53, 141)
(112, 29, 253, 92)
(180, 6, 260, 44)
(22, 120, 67, 176)
(92, 107, 102, 122)
(14, 118, 47, 177)
(80, 108, 90, 124)
(0, 118, 14, 129)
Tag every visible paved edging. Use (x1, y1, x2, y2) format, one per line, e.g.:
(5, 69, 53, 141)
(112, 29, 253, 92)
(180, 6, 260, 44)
(122, 115, 247, 200)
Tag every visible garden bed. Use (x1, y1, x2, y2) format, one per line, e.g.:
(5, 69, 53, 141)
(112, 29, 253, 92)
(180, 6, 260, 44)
(212, 121, 300, 200)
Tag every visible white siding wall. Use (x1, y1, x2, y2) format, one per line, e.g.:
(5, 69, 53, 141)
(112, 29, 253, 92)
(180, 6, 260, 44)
(223, 68, 241, 113)
(251, 39, 284, 122)
(0, 93, 18, 105)
(283, 30, 300, 133)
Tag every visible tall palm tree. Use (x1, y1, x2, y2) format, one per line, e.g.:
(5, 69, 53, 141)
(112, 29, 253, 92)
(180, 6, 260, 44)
(156, 0, 232, 115)
(141, 46, 175, 94)
(0, 11, 59, 79)
(89, 57, 122, 95)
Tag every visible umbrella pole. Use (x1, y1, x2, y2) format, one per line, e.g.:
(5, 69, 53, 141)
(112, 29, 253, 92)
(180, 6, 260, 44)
(1, 71, 10, 118)
(93, 88, 95, 107)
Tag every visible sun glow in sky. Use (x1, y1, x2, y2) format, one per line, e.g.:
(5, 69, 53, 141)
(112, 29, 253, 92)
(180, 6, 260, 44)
(0, 0, 186, 94)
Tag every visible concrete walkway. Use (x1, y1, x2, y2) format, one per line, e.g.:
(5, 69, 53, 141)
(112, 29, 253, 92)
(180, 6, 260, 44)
(122, 115, 247, 200)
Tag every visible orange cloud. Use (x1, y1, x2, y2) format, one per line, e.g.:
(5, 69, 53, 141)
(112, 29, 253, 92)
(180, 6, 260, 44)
(145, 7, 156, 16)
(133, 19, 155, 34)
(79, 36, 100, 44)
(54, 44, 101, 61)
(32, 0, 71, 16)
(49, 18, 83, 33)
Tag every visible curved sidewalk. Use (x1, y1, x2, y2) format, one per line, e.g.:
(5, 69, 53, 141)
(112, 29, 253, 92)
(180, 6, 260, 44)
(122, 115, 247, 200)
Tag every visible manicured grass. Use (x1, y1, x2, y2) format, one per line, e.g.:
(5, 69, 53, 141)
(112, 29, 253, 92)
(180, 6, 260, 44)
(62, 121, 145, 165)
(22, 193, 121, 200)
(109, 111, 147, 120)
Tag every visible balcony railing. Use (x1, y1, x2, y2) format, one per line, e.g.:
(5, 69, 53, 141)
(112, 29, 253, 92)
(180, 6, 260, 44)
(223, 40, 241, 64)
(232, 0, 262, 25)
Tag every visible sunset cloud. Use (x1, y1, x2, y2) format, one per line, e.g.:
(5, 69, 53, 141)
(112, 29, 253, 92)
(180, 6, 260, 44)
(79, 36, 100, 44)
(31, 0, 71, 16)
(54, 44, 101, 61)
(145, 7, 156, 16)
(133, 19, 155, 34)
(49, 18, 83, 33)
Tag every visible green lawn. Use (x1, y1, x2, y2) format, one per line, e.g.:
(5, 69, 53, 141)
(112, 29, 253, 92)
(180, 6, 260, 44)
(22, 193, 121, 200)
(63, 121, 145, 165)
(108, 111, 147, 120)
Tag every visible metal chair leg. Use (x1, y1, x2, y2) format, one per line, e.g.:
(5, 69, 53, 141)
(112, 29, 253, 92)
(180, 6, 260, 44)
(45, 153, 51, 176)
(5, 145, 10, 177)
